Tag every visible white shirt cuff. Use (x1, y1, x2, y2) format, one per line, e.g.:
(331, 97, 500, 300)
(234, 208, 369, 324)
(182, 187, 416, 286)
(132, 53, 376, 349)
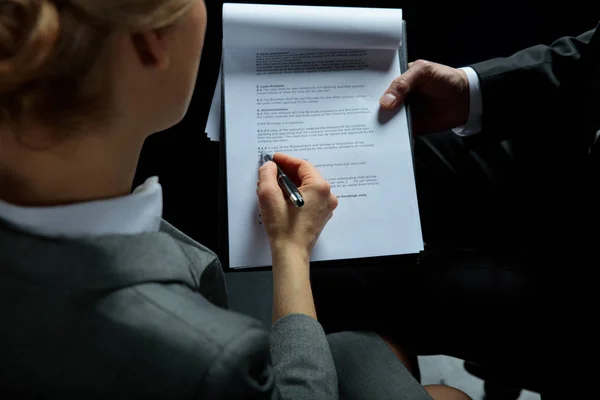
(452, 67, 483, 136)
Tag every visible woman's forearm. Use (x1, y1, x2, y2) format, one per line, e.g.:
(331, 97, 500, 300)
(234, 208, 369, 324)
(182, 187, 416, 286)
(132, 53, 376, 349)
(271, 249, 317, 324)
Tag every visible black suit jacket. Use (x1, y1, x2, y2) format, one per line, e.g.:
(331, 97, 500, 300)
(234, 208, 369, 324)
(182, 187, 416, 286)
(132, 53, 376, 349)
(469, 24, 599, 252)
(472, 25, 599, 151)
(469, 25, 599, 399)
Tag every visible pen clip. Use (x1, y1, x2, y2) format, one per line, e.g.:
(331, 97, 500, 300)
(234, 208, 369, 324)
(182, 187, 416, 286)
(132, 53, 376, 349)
(278, 174, 304, 208)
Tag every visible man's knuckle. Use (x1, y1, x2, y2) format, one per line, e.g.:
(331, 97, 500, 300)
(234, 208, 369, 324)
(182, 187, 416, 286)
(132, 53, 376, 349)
(392, 78, 409, 92)
(419, 60, 434, 75)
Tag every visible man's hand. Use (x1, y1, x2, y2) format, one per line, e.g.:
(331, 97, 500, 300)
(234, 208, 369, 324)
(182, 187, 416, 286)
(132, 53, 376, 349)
(379, 60, 471, 135)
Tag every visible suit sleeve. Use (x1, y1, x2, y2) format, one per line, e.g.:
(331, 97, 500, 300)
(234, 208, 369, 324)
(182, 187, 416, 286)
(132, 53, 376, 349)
(270, 314, 338, 400)
(196, 314, 337, 400)
(471, 27, 596, 142)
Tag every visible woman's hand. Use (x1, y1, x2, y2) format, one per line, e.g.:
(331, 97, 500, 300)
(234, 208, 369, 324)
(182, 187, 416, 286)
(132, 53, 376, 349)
(257, 153, 338, 261)
(257, 153, 338, 322)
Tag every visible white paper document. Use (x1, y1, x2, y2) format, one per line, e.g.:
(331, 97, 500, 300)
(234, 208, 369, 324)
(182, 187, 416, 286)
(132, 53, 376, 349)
(204, 58, 222, 142)
(222, 4, 423, 269)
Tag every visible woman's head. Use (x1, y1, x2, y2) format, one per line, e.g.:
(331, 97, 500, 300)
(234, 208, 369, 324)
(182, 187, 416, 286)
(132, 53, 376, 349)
(0, 0, 207, 139)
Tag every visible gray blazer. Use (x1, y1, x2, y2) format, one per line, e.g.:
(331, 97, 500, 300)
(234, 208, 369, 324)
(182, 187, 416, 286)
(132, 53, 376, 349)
(0, 220, 337, 398)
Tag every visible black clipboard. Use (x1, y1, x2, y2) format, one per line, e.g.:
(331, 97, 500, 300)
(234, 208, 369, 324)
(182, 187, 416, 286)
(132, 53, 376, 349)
(218, 21, 421, 272)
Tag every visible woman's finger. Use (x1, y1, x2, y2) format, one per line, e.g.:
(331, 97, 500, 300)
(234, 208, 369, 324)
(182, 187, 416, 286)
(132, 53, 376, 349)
(272, 153, 323, 186)
(257, 161, 281, 204)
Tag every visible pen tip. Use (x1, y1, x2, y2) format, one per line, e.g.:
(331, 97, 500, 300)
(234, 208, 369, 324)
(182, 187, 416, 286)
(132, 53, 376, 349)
(261, 151, 272, 163)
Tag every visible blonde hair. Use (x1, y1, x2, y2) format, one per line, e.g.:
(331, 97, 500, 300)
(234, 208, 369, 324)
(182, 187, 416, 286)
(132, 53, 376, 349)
(0, 0, 194, 132)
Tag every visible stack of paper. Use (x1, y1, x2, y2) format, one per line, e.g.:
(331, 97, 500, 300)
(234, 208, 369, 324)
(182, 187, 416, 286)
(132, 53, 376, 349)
(212, 4, 423, 268)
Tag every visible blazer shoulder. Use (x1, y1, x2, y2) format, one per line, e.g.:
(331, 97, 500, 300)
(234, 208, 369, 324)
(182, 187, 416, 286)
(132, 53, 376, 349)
(94, 282, 268, 394)
(159, 219, 228, 307)
(160, 219, 218, 260)
(97, 281, 263, 353)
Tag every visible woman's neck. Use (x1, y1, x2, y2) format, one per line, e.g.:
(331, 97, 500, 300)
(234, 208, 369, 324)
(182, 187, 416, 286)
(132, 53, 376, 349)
(0, 127, 144, 207)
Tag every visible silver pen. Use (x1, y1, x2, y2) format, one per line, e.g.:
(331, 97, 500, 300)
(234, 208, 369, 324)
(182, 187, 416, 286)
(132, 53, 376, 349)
(261, 152, 305, 208)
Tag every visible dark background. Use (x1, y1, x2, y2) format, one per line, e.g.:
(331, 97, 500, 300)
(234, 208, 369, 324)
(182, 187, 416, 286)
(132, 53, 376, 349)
(134, 1, 599, 255)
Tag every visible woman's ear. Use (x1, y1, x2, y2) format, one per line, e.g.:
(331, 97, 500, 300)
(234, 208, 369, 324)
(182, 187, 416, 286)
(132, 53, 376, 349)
(131, 30, 170, 70)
